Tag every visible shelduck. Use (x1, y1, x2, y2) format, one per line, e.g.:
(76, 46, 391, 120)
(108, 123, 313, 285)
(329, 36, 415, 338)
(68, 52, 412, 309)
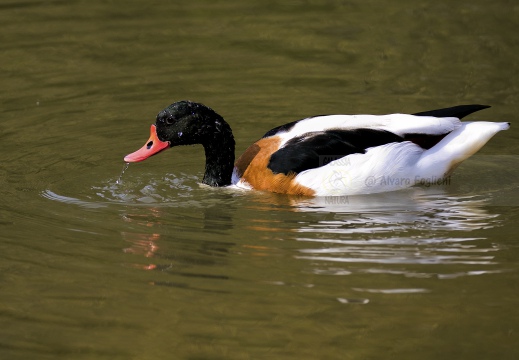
(124, 101, 509, 196)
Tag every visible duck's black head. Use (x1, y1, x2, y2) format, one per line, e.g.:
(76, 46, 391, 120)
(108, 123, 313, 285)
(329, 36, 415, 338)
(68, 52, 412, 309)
(124, 101, 234, 162)
(124, 101, 236, 187)
(155, 101, 229, 146)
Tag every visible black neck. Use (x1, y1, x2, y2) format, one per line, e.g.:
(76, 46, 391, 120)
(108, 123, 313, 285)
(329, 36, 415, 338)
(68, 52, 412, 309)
(202, 125, 235, 187)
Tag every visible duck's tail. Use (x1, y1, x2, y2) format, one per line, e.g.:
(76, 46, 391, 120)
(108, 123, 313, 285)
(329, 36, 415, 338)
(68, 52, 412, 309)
(416, 121, 510, 179)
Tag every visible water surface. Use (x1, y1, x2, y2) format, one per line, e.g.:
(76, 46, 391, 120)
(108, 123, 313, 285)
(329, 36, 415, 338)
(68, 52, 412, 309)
(1, 1, 519, 359)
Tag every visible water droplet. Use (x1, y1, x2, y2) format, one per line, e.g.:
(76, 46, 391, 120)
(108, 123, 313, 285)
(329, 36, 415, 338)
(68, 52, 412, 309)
(116, 162, 130, 184)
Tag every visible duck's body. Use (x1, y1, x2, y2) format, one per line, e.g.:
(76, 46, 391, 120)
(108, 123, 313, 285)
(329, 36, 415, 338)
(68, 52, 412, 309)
(124, 101, 509, 196)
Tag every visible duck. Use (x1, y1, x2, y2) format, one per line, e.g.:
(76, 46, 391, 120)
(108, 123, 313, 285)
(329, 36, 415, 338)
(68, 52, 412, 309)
(123, 101, 509, 196)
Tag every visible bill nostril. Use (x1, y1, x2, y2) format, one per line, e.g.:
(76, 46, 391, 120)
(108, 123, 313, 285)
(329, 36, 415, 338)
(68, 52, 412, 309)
(146, 141, 153, 149)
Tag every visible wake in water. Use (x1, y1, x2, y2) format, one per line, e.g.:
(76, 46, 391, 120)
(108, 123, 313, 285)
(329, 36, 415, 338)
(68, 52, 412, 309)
(42, 171, 205, 208)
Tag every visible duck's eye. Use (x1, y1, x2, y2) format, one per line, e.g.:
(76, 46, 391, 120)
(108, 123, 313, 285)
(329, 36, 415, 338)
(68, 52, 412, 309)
(165, 117, 175, 125)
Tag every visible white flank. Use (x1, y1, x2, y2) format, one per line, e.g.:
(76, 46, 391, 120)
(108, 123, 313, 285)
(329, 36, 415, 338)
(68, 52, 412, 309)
(295, 142, 423, 196)
(294, 121, 509, 196)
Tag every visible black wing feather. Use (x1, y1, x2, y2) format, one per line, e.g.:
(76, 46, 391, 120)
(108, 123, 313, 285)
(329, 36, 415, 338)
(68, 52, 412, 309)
(413, 104, 490, 119)
(268, 129, 403, 175)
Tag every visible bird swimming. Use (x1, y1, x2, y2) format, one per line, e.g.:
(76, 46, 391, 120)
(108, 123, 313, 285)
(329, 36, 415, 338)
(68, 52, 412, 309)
(124, 101, 509, 196)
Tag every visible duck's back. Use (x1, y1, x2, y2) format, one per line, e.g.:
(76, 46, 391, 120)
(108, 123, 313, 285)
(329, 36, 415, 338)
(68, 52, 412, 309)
(232, 105, 508, 196)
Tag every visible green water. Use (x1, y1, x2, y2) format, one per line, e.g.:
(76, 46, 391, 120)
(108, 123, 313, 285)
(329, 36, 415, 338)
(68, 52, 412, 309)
(1, 1, 519, 359)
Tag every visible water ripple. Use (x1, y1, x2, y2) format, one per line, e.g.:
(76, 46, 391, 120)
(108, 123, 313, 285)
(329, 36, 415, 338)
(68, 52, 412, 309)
(285, 189, 506, 280)
(41, 172, 230, 208)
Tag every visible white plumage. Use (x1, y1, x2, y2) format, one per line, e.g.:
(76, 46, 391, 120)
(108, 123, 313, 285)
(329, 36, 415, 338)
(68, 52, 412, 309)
(292, 119, 509, 195)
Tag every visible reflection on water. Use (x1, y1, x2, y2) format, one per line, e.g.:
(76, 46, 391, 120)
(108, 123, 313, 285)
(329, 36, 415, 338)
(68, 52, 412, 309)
(43, 176, 505, 290)
(121, 209, 163, 270)
(257, 188, 504, 291)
